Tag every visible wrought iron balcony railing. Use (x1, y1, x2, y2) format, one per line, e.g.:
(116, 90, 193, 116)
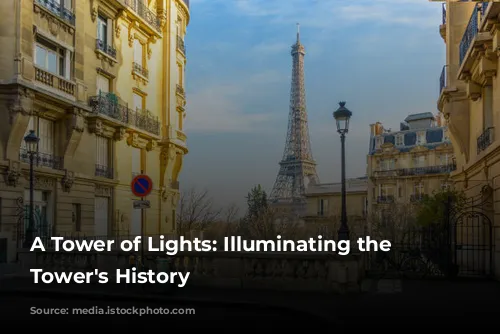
(439, 65, 447, 95)
(36, 0, 75, 25)
(377, 195, 394, 204)
(95, 164, 113, 179)
(477, 127, 494, 154)
(96, 39, 117, 59)
(410, 194, 425, 202)
(19, 149, 64, 170)
(177, 36, 186, 54)
(89, 92, 160, 135)
(123, 0, 161, 31)
(399, 164, 456, 176)
(442, 3, 446, 25)
(133, 62, 149, 79)
(459, 2, 489, 65)
(176, 84, 185, 97)
(374, 164, 456, 177)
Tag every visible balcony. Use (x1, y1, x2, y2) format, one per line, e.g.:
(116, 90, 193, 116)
(459, 2, 489, 65)
(377, 195, 394, 204)
(132, 62, 149, 79)
(89, 92, 160, 136)
(176, 85, 185, 97)
(19, 149, 63, 170)
(177, 36, 186, 55)
(95, 164, 113, 179)
(95, 39, 117, 59)
(439, 65, 447, 95)
(477, 127, 494, 154)
(35, 0, 75, 25)
(123, 0, 161, 32)
(34, 66, 75, 97)
(410, 194, 425, 203)
(398, 164, 456, 176)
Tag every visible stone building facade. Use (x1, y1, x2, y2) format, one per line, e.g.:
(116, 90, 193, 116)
(0, 0, 190, 261)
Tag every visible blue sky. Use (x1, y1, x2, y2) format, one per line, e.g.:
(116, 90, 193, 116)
(180, 0, 445, 211)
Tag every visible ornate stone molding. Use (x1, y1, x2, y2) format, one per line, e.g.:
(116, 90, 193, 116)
(67, 108, 85, 136)
(128, 132, 140, 147)
(32, 177, 55, 191)
(90, 0, 99, 22)
(146, 139, 157, 151)
(61, 170, 75, 192)
(8, 87, 34, 124)
(128, 21, 139, 47)
(33, 4, 75, 35)
(88, 119, 103, 135)
(4, 161, 21, 187)
(114, 127, 128, 141)
(95, 184, 112, 197)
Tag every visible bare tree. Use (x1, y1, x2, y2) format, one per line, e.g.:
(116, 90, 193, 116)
(177, 188, 221, 235)
(369, 203, 418, 244)
(237, 207, 301, 240)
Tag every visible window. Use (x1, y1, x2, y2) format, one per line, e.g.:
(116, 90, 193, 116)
(132, 148, 141, 176)
(72, 203, 81, 232)
(55, 0, 72, 10)
(441, 182, 450, 190)
(483, 86, 493, 129)
(380, 185, 393, 197)
(96, 135, 109, 168)
(97, 15, 108, 46)
(22, 116, 54, 156)
(439, 153, 450, 165)
(375, 137, 383, 149)
(34, 36, 69, 78)
(398, 187, 402, 198)
(413, 155, 425, 167)
(414, 182, 424, 195)
(96, 73, 110, 94)
(132, 92, 144, 111)
(416, 131, 426, 145)
(380, 159, 395, 171)
(133, 39, 144, 66)
(395, 135, 403, 146)
(318, 199, 328, 216)
(177, 63, 183, 87)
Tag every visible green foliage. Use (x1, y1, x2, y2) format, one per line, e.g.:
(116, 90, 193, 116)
(415, 188, 466, 226)
(245, 184, 268, 222)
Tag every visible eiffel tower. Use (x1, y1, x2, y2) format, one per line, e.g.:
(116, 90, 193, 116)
(269, 24, 319, 214)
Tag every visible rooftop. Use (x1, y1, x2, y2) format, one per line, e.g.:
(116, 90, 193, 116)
(306, 177, 368, 196)
(404, 112, 435, 123)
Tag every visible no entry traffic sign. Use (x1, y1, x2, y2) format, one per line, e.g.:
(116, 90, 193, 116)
(131, 174, 153, 197)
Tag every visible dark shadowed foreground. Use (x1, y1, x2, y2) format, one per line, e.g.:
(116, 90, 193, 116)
(1, 276, 500, 329)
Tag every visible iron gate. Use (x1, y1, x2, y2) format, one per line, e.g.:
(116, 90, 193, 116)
(16, 196, 52, 248)
(365, 187, 493, 279)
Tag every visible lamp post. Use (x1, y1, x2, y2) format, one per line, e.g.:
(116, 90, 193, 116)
(333, 102, 352, 241)
(23, 130, 39, 248)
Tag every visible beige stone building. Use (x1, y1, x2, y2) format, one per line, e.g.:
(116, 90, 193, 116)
(0, 0, 189, 261)
(367, 112, 455, 220)
(303, 177, 368, 237)
(437, 1, 500, 277)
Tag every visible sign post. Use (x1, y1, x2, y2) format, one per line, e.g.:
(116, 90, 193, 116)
(131, 173, 153, 269)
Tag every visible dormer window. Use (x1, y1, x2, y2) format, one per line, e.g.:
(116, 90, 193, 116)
(375, 136, 383, 149)
(395, 134, 404, 146)
(416, 131, 426, 145)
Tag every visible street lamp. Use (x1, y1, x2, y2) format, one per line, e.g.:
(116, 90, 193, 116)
(333, 101, 352, 241)
(23, 130, 39, 248)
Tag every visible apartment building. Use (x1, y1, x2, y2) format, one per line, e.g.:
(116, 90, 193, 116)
(0, 0, 190, 261)
(437, 1, 500, 277)
(367, 112, 455, 218)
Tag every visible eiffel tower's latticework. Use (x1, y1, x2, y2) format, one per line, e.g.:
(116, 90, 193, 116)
(269, 25, 319, 213)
